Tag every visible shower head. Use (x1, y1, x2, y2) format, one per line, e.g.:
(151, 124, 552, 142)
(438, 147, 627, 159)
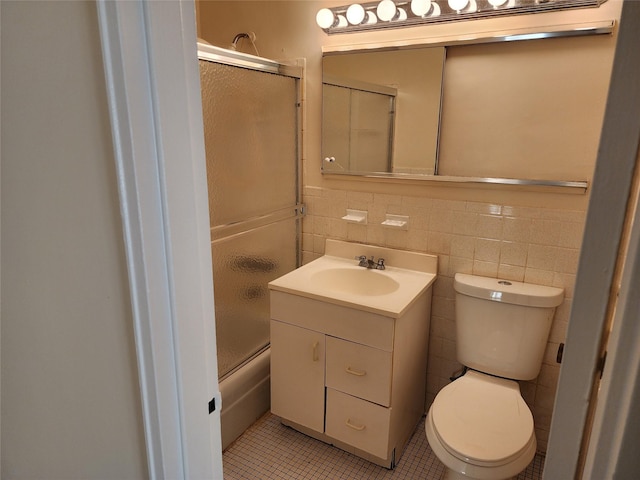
(229, 32, 259, 56)
(229, 33, 248, 50)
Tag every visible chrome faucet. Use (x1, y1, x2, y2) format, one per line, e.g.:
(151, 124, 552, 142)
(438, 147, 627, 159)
(355, 255, 385, 270)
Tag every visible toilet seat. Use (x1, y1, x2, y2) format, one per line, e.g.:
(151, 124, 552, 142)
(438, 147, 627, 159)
(430, 370, 534, 467)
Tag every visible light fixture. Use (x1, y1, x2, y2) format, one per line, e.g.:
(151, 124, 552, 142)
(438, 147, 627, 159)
(346, 4, 379, 25)
(315, 8, 347, 29)
(336, 14, 348, 26)
(448, 0, 469, 12)
(364, 11, 378, 23)
(376, 0, 397, 21)
(316, 0, 608, 34)
(346, 3, 366, 24)
(410, 0, 432, 16)
(315, 8, 335, 28)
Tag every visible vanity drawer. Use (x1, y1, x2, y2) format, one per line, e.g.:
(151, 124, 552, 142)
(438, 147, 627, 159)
(326, 336, 392, 407)
(270, 291, 394, 350)
(325, 388, 391, 460)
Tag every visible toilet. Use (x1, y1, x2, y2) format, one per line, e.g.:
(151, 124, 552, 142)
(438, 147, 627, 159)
(426, 273, 564, 480)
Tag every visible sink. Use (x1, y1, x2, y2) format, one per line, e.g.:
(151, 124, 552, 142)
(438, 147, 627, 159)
(309, 268, 400, 296)
(269, 240, 438, 317)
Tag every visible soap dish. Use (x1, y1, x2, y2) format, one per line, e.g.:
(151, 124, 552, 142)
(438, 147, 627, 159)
(342, 209, 368, 224)
(382, 214, 409, 230)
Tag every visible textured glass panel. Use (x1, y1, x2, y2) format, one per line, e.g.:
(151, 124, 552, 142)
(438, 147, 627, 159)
(200, 61, 298, 227)
(212, 218, 298, 378)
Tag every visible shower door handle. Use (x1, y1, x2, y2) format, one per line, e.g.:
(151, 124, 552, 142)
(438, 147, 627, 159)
(312, 341, 319, 362)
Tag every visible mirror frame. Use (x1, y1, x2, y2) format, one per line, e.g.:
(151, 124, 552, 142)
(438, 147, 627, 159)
(321, 20, 615, 192)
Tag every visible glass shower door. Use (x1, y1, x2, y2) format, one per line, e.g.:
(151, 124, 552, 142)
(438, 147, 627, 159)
(199, 57, 302, 379)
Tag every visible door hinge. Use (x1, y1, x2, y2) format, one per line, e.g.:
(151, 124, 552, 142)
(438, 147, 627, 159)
(556, 343, 565, 363)
(208, 392, 222, 415)
(598, 351, 608, 379)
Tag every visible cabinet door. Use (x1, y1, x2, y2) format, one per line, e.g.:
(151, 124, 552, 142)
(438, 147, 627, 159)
(270, 320, 325, 433)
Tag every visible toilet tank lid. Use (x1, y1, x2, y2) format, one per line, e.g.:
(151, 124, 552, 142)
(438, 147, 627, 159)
(454, 273, 564, 308)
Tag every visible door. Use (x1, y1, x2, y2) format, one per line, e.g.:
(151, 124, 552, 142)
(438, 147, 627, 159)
(199, 52, 302, 379)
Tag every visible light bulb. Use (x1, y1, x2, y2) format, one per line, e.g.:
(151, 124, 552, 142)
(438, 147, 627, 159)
(316, 8, 336, 28)
(376, 0, 397, 21)
(448, 0, 469, 11)
(335, 14, 348, 27)
(346, 4, 366, 24)
(364, 11, 378, 24)
(396, 7, 407, 20)
(488, 0, 508, 6)
(411, 0, 432, 16)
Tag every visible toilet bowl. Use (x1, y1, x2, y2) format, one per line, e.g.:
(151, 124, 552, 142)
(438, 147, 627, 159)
(425, 370, 536, 480)
(425, 274, 564, 480)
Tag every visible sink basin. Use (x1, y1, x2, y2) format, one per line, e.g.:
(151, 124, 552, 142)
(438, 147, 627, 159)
(268, 240, 438, 317)
(309, 268, 400, 296)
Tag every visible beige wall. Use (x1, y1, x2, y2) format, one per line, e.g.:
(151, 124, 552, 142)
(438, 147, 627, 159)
(1, 1, 148, 477)
(197, 0, 623, 453)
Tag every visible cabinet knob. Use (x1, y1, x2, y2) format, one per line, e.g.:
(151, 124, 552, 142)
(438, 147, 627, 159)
(312, 341, 319, 362)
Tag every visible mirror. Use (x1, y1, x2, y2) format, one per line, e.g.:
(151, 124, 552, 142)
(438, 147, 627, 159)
(320, 22, 615, 188)
(322, 76, 396, 173)
(322, 47, 445, 176)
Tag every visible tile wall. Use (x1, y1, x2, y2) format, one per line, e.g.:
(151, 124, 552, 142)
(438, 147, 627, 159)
(302, 185, 585, 452)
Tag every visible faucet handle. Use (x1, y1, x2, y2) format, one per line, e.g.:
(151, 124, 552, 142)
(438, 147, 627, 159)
(376, 258, 386, 270)
(355, 255, 368, 267)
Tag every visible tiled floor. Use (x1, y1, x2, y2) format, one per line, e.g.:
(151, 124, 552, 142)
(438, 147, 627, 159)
(223, 413, 545, 479)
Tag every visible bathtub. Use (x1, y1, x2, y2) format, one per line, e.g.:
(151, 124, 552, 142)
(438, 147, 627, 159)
(219, 347, 271, 450)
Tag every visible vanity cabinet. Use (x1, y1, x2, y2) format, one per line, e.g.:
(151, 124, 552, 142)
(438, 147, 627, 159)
(269, 288, 432, 468)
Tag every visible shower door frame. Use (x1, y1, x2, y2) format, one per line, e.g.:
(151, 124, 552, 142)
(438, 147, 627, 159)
(197, 43, 305, 244)
(198, 43, 305, 380)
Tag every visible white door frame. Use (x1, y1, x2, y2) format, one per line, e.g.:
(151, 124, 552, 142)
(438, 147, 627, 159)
(93, 0, 639, 478)
(544, 2, 640, 478)
(96, 1, 223, 478)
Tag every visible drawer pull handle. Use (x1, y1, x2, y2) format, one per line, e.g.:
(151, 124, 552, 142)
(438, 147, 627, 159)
(345, 366, 366, 376)
(345, 419, 366, 431)
(312, 341, 319, 362)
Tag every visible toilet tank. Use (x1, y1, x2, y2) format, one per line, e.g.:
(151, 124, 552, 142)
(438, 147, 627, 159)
(454, 273, 564, 381)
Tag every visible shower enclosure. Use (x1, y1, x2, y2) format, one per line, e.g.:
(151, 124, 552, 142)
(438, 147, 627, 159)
(198, 43, 303, 448)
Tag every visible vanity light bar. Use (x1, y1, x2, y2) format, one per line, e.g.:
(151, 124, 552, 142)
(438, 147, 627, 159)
(316, 0, 607, 34)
